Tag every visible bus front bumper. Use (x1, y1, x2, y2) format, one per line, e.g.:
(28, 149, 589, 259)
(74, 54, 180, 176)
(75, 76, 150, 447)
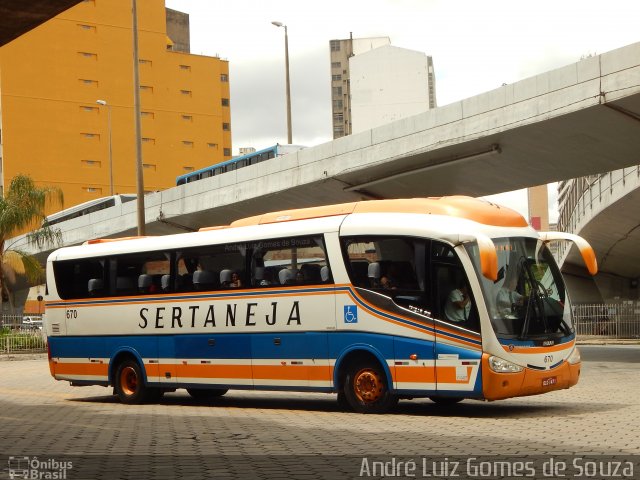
(481, 353, 580, 401)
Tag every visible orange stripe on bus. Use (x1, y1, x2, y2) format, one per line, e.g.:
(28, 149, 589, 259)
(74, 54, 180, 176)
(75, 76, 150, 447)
(54, 362, 108, 376)
(436, 366, 473, 383)
(174, 364, 253, 379)
(252, 365, 332, 381)
(393, 366, 436, 383)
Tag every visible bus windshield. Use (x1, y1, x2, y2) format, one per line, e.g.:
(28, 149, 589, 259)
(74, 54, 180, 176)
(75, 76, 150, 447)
(465, 238, 572, 340)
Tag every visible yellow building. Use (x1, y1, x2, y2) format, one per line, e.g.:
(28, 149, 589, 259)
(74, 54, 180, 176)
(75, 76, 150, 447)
(0, 0, 231, 212)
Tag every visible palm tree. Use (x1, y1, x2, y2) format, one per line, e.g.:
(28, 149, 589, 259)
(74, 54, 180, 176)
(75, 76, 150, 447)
(0, 175, 63, 312)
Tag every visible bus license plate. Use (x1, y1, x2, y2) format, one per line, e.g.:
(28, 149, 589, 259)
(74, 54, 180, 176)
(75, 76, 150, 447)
(542, 376, 557, 387)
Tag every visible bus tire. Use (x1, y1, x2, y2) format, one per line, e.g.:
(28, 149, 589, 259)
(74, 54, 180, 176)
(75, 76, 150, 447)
(343, 360, 398, 414)
(186, 388, 228, 399)
(114, 359, 148, 404)
(429, 396, 463, 405)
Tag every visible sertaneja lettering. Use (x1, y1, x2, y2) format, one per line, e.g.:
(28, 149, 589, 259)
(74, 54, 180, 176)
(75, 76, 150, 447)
(138, 301, 302, 329)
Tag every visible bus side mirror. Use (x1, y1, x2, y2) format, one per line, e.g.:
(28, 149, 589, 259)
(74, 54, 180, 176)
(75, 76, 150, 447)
(538, 232, 598, 276)
(443, 233, 498, 281)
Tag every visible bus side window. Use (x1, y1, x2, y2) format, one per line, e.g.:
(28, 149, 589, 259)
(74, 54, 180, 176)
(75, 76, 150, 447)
(53, 258, 106, 299)
(431, 242, 480, 332)
(341, 236, 429, 311)
(249, 235, 329, 288)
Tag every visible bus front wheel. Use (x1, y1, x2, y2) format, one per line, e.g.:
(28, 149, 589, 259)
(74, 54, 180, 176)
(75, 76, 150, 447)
(343, 360, 398, 414)
(114, 359, 148, 404)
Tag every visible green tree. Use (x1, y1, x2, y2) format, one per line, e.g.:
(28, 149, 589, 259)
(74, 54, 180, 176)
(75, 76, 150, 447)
(0, 175, 63, 312)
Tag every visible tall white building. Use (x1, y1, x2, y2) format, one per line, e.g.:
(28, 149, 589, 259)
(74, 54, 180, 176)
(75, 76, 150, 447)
(350, 45, 436, 134)
(329, 36, 436, 138)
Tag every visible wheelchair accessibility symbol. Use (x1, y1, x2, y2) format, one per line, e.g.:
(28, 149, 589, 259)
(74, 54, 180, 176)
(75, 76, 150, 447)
(344, 305, 358, 323)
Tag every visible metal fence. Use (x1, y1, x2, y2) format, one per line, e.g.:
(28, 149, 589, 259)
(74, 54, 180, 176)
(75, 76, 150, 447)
(0, 314, 47, 354)
(573, 302, 640, 340)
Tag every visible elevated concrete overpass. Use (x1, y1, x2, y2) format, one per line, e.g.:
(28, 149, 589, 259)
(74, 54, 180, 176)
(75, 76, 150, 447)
(560, 167, 640, 302)
(10, 42, 640, 270)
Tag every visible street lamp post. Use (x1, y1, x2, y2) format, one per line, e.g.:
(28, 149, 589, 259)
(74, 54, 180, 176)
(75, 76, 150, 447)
(95, 100, 114, 196)
(271, 21, 292, 144)
(131, 0, 146, 236)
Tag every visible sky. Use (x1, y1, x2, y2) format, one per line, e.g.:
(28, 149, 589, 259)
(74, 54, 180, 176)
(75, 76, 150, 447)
(165, 0, 640, 223)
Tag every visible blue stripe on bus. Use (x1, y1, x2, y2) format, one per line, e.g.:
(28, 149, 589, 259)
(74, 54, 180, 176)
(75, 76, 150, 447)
(436, 341, 482, 360)
(49, 331, 403, 362)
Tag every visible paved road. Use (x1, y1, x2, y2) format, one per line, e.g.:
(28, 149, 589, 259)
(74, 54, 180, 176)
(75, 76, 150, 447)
(580, 344, 640, 363)
(0, 357, 638, 479)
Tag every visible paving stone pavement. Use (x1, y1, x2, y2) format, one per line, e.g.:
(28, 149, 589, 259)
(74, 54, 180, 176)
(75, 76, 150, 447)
(0, 357, 638, 479)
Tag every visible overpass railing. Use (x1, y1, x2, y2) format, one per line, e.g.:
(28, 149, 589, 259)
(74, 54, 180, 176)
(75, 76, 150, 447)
(573, 302, 640, 340)
(557, 166, 640, 264)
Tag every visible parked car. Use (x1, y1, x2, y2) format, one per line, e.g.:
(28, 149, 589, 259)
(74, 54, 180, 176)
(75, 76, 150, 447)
(22, 316, 43, 329)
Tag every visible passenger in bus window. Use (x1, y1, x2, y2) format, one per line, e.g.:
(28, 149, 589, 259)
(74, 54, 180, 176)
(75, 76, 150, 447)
(230, 272, 242, 288)
(444, 284, 472, 323)
(295, 271, 305, 285)
(380, 264, 400, 290)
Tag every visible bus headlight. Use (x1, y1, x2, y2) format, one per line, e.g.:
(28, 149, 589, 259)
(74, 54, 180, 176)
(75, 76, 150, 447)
(567, 347, 581, 365)
(488, 355, 523, 373)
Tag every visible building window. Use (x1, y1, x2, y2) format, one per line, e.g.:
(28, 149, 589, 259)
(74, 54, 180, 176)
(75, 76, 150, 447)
(180, 89, 192, 96)
(207, 143, 218, 149)
(81, 159, 101, 167)
(332, 100, 343, 109)
(221, 98, 230, 107)
(140, 85, 153, 93)
(179, 64, 191, 71)
(81, 133, 99, 139)
(333, 113, 344, 123)
(141, 111, 155, 119)
(182, 140, 194, 147)
(332, 86, 342, 96)
(222, 123, 230, 131)
(142, 137, 155, 144)
(332, 74, 342, 82)
(79, 79, 98, 87)
(330, 40, 341, 52)
(85, 187, 102, 193)
(78, 51, 97, 60)
(139, 59, 152, 66)
(331, 62, 341, 69)
(80, 106, 99, 113)
(143, 164, 157, 171)
(223, 148, 231, 156)
(220, 74, 229, 82)
(183, 166, 194, 172)
(181, 115, 193, 121)
(77, 24, 96, 32)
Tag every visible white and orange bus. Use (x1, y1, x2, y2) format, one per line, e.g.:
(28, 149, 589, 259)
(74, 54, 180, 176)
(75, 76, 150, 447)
(44, 196, 597, 413)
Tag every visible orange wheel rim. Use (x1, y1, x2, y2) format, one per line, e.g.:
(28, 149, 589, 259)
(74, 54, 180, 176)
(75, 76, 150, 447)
(120, 366, 138, 396)
(353, 369, 384, 403)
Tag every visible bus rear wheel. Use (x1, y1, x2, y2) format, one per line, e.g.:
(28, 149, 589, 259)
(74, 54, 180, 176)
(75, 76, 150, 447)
(343, 360, 397, 414)
(186, 388, 228, 400)
(114, 360, 148, 404)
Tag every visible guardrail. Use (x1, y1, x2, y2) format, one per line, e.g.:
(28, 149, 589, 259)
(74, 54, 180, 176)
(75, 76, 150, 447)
(573, 302, 640, 340)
